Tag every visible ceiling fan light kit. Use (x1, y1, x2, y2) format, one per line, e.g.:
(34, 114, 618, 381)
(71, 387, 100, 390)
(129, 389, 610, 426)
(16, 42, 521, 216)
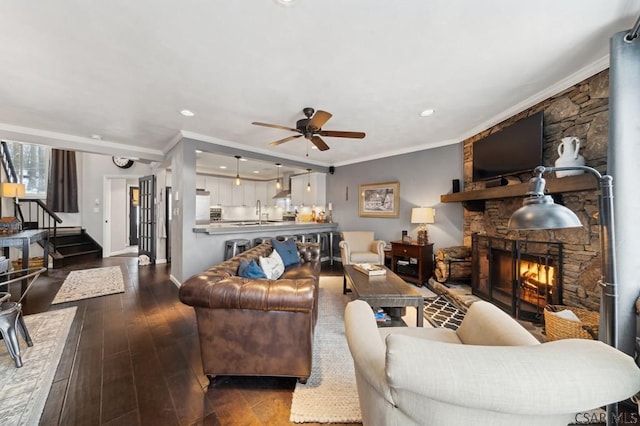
(251, 107, 365, 152)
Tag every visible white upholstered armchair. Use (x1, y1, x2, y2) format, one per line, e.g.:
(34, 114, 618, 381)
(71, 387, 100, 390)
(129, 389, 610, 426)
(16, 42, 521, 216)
(344, 299, 640, 426)
(339, 231, 385, 266)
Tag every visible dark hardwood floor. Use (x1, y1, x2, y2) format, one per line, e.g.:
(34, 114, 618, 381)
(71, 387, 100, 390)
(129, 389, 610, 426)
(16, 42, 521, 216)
(18, 257, 355, 426)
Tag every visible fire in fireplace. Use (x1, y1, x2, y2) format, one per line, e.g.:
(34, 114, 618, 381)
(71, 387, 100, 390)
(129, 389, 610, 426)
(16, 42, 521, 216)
(472, 234, 563, 321)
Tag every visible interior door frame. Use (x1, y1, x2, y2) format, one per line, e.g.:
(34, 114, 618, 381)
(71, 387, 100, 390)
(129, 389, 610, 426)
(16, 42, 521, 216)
(138, 174, 156, 264)
(129, 186, 139, 246)
(102, 174, 142, 257)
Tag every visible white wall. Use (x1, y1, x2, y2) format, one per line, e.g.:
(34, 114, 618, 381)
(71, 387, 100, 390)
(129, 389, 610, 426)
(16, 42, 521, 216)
(327, 143, 465, 253)
(80, 153, 151, 247)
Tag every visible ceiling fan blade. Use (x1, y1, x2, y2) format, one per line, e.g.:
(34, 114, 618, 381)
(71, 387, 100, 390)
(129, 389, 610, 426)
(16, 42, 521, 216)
(319, 130, 366, 139)
(310, 135, 330, 151)
(307, 110, 332, 130)
(269, 134, 303, 146)
(252, 122, 299, 132)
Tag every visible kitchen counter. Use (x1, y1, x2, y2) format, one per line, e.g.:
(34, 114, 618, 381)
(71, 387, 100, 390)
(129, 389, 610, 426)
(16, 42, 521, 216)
(194, 221, 337, 235)
(190, 221, 339, 270)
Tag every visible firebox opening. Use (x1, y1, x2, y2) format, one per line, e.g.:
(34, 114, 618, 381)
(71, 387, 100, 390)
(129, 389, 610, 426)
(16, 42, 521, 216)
(472, 234, 563, 322)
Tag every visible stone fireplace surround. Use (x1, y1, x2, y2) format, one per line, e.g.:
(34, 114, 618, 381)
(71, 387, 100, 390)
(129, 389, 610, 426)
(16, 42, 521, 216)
(449, 70, 609, 313)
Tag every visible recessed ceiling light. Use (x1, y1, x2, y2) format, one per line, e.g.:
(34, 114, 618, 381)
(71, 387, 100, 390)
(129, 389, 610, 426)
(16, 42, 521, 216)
(275, 0, 297, 5)
(180, 109, 195, 117)
(253, 170, 260, 174)
(240, 158, 248, 162)
(195, 149, 202, 153)
(420, 109, 435, 117)
(91, 134, 102, 140)
(219, 165, 227, 169)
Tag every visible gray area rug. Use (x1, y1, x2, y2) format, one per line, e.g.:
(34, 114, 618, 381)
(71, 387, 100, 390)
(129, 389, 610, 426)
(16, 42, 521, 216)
(289, 276, 362, 423)
(423, 295, 466, 330)
(0, 307, 77, 425)
(52, 266, 124, 304)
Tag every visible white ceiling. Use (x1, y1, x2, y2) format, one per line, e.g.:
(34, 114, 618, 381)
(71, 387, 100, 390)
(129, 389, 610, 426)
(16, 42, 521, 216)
(0, 1, 639, 171)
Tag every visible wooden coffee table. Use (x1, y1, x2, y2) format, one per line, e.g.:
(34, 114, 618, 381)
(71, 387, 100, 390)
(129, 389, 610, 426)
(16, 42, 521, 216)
(343, 265, 424, 327)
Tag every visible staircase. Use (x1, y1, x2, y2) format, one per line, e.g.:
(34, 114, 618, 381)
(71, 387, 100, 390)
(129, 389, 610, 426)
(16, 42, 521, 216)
(2, 142, 103, 269)
(48, 227, 103, 268)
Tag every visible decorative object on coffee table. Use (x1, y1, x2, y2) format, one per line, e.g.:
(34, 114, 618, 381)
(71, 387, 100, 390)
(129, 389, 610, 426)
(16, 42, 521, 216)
(353, 263, 386, 276)
(411, 207, 435, 244)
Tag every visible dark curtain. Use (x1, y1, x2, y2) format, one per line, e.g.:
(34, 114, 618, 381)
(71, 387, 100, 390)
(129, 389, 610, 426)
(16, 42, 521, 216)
(46, 149, 78, 212)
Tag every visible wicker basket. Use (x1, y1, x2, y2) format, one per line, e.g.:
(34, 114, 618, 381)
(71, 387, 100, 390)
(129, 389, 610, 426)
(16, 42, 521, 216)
(543, 305, 599, 341)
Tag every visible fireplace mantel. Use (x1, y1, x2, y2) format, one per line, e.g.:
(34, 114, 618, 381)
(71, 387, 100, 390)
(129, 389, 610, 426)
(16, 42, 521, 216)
(440, 173, 597, 209)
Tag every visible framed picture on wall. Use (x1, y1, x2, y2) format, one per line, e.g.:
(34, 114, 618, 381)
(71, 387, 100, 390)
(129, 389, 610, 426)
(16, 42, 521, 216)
(358, 181, 400, 218)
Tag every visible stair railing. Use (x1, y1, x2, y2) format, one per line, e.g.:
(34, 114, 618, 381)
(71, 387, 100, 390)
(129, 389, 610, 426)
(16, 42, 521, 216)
(0, 141, 18, 183)
(17, 199, 63, 253)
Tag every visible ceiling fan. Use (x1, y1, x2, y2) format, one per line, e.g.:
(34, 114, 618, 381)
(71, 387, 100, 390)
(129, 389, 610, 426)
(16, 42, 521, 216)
(251, 107, 365, 151)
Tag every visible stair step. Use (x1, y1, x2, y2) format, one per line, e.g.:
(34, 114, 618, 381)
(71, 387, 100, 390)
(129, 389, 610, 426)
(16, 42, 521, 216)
(52, 249, 102, 268)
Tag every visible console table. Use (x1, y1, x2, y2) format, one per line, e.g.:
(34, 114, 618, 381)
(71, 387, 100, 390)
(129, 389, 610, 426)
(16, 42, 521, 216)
(391, 241, 434, 286)
(0, 229, 49, 293)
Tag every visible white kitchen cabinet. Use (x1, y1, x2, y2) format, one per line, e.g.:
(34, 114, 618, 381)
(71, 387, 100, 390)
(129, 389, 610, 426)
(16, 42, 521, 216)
(243, 181, 256, 206)
(266, 180, 278, 204)
(291, 172, 326, 207)
(205, 176, 219, 205)
(232, 180, 244, 205)
(218, 178, 233, 206)
(196, 174, 207, 190)
(254, 181, 268, 205)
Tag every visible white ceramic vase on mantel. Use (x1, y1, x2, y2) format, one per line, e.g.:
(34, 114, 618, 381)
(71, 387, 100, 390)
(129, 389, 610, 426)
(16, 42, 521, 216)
(554, 136, 585, 177)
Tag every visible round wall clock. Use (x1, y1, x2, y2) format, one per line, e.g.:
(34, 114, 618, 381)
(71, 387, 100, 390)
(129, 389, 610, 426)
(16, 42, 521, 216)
(112, 157, 134, 169)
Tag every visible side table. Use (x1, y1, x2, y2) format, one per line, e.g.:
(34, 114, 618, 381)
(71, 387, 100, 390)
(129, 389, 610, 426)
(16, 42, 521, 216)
(391, 241, 434, 286)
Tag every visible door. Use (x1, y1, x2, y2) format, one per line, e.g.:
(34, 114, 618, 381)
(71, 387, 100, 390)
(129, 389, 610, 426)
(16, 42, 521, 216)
(129, 186, 139, 245)
(138, 175, 156, 264)
(166, 187, 171, 263)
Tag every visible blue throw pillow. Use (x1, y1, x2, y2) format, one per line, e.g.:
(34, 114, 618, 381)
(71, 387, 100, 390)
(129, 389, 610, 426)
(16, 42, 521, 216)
(271, 238, 300, 267)
(237, 259, 267, 279)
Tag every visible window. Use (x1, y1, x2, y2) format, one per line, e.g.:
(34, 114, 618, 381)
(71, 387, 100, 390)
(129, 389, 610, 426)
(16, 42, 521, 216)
(3, 141, 50, 197)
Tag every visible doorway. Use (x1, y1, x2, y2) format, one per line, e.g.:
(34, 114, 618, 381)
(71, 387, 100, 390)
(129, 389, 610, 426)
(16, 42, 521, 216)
(129, 186, 139, 245)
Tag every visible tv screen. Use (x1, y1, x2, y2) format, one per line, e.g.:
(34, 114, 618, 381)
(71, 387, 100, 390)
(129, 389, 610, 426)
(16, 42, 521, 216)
(472, 111, 543, 182)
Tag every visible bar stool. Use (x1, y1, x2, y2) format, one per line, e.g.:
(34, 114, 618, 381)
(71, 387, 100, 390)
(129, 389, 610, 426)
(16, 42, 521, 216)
(316, 232, 330, 262)
(224, 239, 251, 260)
(330, 231, 342, 265)
(301, 234, 318, 243)
(0, 292, 33, 368)
(252, 237, 271, 247)
(275, 235, 299, 242)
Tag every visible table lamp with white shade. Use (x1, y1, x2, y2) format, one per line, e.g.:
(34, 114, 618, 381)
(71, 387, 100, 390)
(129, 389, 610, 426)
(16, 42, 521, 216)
(1, 182, 25, 216)
(411, 207, 435, 245)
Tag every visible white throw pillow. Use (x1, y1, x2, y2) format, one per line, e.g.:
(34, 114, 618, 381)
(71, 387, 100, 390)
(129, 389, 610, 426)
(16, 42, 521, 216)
(259, 249, 285, 280)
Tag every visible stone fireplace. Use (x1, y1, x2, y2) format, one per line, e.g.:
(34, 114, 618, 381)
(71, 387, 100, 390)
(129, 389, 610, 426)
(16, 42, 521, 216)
(443, 70, 610, 314)
(472, 234, 563, 322)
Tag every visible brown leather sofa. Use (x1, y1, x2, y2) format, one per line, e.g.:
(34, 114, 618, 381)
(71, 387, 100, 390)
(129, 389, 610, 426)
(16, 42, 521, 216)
(179, 241, 321, 384)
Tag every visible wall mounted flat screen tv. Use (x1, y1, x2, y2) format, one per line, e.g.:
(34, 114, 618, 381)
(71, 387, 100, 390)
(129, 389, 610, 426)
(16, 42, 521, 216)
(472, 111, 543, 182)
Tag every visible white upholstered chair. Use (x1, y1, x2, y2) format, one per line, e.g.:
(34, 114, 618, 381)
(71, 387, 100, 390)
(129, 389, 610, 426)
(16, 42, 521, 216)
(339, 231, 385, 266)
(344, 299, 640, 426)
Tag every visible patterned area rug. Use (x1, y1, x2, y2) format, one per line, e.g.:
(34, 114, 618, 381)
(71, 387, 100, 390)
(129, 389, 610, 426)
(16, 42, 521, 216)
(289, 276, 362, 423)
(0, 307, 77, 425)
(52, 266, 124, 304)
(423, 295, 466, 330)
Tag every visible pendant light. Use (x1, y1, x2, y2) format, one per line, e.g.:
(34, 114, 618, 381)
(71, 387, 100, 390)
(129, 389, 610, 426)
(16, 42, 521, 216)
(306, 169, 312, 192)
(235, 155, 242, 186)
(275, 163, 282, 189)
